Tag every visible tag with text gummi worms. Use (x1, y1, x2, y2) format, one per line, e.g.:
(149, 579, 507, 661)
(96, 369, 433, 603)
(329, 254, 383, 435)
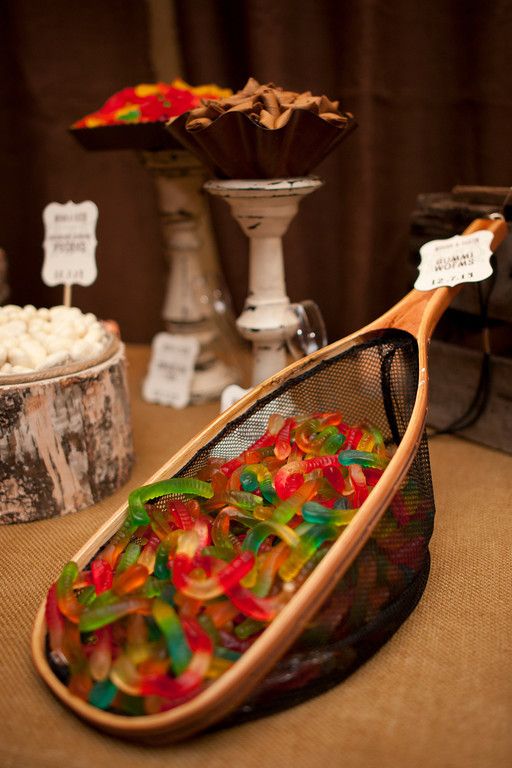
(414, 230, 493, 291)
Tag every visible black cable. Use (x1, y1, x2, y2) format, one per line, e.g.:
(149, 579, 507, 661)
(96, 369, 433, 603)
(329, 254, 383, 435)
(430, 263, 496, 437)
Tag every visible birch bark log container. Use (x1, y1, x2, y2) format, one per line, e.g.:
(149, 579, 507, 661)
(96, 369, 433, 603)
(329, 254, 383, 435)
(0, 335, 134, 524)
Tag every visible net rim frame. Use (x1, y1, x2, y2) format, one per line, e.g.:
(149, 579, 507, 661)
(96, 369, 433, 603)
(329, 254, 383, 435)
(31, 324, 431, 742)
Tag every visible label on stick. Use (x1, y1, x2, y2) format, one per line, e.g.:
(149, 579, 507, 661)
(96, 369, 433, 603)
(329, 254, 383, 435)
(414, 230, 494, 291)
(142, 333, 199, 409)
(42, 200, 98, 286)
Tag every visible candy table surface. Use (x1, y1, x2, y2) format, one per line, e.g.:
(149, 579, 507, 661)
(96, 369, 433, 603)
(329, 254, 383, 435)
(0, 344, 511, 768)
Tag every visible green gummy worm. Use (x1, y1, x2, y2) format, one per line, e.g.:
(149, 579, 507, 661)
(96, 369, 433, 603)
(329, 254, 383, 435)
(127, 478, 213, 527)
(115, 543, 141, 574)
(57, 562, 79, 598)
(152, 598, 192, 676)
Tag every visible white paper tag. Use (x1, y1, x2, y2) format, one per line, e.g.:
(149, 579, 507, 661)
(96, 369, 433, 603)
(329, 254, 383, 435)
(142, 333, 199, 409)
(42, 200, 98, 286)
(414, 230, 494, 291)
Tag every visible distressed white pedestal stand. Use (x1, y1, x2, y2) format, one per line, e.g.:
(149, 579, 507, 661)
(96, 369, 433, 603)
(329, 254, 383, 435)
(141, 150, 236, 402)
(205, 177, 323, 386)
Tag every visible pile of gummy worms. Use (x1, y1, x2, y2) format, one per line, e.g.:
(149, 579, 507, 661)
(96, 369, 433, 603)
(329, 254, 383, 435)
(45, 411, 394, 715)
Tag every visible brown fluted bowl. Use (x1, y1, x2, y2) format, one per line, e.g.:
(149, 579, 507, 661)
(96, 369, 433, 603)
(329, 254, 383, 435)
(167, 108, 357, 179)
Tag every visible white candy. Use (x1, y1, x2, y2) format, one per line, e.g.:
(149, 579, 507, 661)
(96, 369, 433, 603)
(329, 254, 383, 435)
(2, 305, 22, 315)
(0, 320, 26, 339)
(39, 351, 70, 369)
(72, 318, 87, 338)
(48, 304, 67, 315)
(83, 312, 97, 326)
(50, 305, 82, 319)
(0, 304, 111, 378)
(51, 321, 75, 339)
(84, 325, 103, 344)
(39, 334, 71, 354)
(28, 318, 47, 334)
(20, 338, 47, 368)
(70, 339, 95, 362)
(8, 346, 32, 368)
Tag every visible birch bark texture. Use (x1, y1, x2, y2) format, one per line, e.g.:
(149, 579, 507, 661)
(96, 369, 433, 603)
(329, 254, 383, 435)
(0, 343, 134, 523)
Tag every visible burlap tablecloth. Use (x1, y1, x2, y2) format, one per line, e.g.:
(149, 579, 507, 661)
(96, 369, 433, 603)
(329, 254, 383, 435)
(1, 345, 511, 768)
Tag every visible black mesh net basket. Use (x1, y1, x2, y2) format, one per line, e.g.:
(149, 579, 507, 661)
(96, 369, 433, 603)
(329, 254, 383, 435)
(47, 328, 434, 728)
(177, 330, 433, 725)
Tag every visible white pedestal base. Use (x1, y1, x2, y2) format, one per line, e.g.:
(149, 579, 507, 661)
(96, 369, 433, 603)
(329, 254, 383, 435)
(141, 150, 238, 402)
(205, 177, 322, 386)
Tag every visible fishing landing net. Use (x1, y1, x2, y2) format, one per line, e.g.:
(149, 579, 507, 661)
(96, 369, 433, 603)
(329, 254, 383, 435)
(161, 329, 434, 725)
(45, 329, 434, 726)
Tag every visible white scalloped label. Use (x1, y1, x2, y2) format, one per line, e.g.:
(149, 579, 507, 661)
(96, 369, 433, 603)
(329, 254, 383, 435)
(414, 230, 494, 291)
(142, 333, 199, 409)
(42, 201, 98, 287)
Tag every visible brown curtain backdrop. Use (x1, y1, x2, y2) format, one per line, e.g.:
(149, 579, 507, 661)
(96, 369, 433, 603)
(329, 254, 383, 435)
(0, 0, 164, 341)
(174, 0, 512, 342)
(1, 0, 511, 343)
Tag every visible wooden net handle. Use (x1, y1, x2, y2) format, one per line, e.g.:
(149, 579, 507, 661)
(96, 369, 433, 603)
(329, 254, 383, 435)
(364, 217, 509, 341)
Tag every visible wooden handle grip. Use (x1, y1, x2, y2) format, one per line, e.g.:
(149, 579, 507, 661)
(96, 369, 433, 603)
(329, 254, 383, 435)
(463, 216, 508, 249)
(365, 216, 509, 341)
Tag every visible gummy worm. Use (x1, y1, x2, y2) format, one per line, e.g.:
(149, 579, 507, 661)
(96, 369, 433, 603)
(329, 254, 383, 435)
(128, 478, 213, 527)
(56, 562, 82, 624)
(242, 520, 300, 553)
(338, 450, 387, 468)
(79, 596, 152, 632)
(152, 597, 192, 676)
(302, 500, 358, 525)
(279, 524, 339, 582)
(112, 563, 149, 596)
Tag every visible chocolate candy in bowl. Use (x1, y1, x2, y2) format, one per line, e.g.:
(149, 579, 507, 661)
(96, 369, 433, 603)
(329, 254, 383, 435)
(168, 79, 357, 179)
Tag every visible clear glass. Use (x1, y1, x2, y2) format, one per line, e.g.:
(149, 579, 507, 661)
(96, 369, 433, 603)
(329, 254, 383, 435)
(287, 299, 328, 359)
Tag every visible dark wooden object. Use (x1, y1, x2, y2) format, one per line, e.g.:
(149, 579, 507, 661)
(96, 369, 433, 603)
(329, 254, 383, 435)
(410, 186, 512, 451)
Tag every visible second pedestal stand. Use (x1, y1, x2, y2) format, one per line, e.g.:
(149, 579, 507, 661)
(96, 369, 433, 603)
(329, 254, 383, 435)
(205, 177, 323, 385)
(141, 149, 237, 402)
